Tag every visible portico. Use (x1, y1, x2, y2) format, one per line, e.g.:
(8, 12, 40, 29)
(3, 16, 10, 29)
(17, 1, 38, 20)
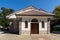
(17, 16, 51, 34)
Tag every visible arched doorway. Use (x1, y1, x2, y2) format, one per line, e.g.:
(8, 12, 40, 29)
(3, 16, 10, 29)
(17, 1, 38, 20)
(31, 19, 39, 34)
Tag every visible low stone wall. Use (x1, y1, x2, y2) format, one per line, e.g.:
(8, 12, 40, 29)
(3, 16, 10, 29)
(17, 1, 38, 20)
(22, 30, 30, 35)
(39, 30, 48, 34)
(21, 30, 48, 35)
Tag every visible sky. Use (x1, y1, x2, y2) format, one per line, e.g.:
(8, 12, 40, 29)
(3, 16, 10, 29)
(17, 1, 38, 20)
(0, 0, 60, 12)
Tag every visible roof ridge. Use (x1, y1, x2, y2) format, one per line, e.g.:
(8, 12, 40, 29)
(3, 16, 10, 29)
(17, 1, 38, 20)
(6, 6, 54, 18)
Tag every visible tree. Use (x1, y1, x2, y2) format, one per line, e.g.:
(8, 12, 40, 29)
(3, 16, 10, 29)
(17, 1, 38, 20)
(1, 7, 14, 15)
(50, 6, 60, 31)
(0, 7, 14, 28)
(53, 6, 60, 17)
(53, 6, 60, 25)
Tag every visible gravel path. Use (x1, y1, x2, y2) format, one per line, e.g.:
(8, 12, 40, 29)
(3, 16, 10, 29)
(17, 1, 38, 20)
(0, 33, 60, 40)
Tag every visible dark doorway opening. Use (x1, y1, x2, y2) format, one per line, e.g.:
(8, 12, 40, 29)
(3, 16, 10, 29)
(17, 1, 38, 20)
(31, 19, 39, 34)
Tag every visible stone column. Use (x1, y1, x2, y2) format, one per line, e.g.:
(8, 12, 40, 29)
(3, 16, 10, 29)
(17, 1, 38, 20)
(39, 21, 42, 34)
(17, 17, 22, 35)
(9, 21, 14, 32)
(47, 21, 50, 34)
(13, 19, 16, 33)
(19, 21, 22, 35)
(28, 22, 30, 34)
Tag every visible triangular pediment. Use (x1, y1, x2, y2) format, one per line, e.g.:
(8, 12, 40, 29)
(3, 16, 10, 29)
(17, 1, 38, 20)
(6, 6, 54, 19)
(15, 6, 54, 16)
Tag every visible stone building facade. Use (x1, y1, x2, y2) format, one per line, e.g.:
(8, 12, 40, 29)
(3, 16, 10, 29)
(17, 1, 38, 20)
(6, 6, 54, 35)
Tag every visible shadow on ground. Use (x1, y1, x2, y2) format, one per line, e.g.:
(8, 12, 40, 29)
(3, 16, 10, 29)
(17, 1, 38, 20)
(51, 31, 60, 34)
(0, 28, 19, 35)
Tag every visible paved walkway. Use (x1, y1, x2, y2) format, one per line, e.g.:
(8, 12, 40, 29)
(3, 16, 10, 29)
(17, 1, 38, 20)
(31, 34, 51, 40)
(0, 33, 60, 40)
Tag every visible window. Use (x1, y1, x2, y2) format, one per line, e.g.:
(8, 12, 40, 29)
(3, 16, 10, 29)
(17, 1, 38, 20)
(48, 18, 50, 22)
(42, 21, 44, 28)
(25, 21, 28, 28)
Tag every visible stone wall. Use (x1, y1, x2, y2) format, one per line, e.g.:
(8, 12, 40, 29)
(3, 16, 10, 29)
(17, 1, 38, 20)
(22, 30, 30, 34)
(20, 16, 50, 35)
(9, 19, 19, 33)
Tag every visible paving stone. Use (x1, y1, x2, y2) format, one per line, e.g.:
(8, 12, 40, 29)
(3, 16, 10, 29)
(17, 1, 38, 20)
(0, 33, 60, 40)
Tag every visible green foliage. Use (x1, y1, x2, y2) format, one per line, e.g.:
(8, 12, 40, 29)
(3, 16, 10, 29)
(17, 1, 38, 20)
(53, 6, 60, 18)
(52, 5, 60, 26)
(0, 18, 9, 28)
(0, 7, 14, 28)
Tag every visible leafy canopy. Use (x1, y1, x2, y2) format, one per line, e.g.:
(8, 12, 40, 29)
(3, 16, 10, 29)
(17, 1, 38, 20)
(0, 7, 14, 28)
(53, 6, 60, 25)
(53, 6, 60, 18)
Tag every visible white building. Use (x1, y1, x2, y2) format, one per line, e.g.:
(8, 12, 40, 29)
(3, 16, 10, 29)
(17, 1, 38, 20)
(6, 6, 54, 35)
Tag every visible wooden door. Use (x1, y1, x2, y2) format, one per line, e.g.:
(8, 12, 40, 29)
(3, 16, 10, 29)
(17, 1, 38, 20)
(31, 23, 39, 34)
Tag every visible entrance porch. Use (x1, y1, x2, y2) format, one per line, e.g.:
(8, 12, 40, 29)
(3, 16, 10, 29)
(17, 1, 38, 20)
(19, 17, 50, 35)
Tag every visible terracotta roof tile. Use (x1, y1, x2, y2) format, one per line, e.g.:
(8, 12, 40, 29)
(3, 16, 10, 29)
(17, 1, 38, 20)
(16, 10, 54, 16)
